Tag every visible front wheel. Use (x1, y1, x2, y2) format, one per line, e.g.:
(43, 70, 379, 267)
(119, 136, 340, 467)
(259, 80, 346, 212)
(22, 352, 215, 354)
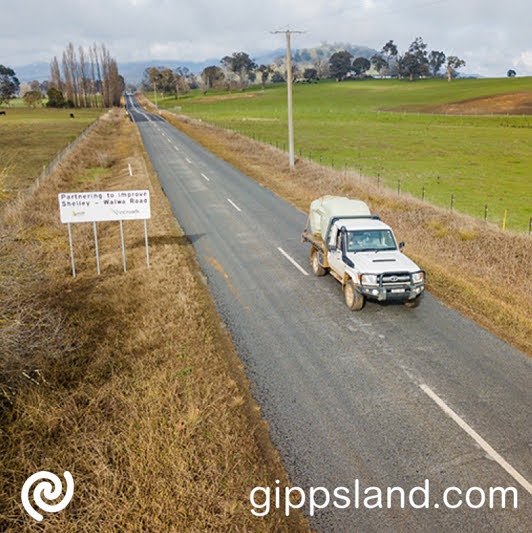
(344, 280, 365, 311)
(404, 293, 423, 308)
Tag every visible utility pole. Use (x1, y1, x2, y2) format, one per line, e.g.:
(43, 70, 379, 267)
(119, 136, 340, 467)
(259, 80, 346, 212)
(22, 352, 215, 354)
(153, 81, 158, 108)
(271, 29, 305, 169)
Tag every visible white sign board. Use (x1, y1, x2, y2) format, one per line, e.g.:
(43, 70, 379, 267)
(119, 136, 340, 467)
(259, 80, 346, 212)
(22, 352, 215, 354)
(58, 190, 151, 223)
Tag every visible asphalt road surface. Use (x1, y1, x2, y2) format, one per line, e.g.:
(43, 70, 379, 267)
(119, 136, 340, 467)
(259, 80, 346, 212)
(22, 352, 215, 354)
(126, 95, 530, 532)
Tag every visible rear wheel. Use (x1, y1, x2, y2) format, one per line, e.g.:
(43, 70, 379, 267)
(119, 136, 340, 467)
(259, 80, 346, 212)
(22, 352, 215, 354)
(311, 249, 326, 276)
(404, 293, 423, 308)
(344, 280, 365, 311)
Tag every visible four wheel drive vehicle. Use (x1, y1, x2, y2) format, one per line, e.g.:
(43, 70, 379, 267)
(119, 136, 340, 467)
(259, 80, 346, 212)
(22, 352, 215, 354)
(301, 196, 425, 310)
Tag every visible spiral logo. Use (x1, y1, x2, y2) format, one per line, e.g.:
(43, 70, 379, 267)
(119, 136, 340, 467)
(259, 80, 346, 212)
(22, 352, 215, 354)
(21, 471, 74, 521)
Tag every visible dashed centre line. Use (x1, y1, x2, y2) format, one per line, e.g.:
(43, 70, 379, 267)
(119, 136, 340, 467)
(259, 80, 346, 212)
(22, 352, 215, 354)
(277, 247, 309, 276)
(227, 198, 242, 212)
(185, 157, 192, 164)
(201, 173, 210, 182)
(420, 383, 532, 495)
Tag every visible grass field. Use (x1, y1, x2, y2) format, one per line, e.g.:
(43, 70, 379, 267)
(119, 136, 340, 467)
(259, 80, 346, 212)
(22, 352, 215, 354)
(0, 103, 103, 205)
(147, 77, 532, 232)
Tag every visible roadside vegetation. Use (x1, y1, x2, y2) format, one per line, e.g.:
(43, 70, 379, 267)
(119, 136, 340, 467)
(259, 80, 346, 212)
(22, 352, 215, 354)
(138, 92, 532, 356)
(147, 76, 532, 232)
(0, 109, 308, 531)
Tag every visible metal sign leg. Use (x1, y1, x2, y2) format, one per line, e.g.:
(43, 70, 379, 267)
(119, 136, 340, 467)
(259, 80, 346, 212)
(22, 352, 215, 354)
(144, 219, 150, 268)
(67, 223, 76, 277)
(120, 220, 127, 272)
(93, 221, 101, 275)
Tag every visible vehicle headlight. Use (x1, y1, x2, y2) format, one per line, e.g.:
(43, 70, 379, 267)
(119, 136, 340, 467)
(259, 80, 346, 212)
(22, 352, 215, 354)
(361, 274, 378, 286)
(412, 271, 425, 284)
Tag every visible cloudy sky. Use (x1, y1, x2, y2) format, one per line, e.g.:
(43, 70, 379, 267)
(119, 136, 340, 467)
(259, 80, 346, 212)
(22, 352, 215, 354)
(2, 0, 531, 77)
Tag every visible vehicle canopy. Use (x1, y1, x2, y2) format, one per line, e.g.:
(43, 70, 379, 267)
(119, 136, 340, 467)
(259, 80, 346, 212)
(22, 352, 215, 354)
(309, 196, 371, 239)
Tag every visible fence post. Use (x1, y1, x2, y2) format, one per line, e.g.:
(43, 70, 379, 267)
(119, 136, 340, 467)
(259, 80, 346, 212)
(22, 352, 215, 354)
(397, 180, 401, 194)
(450, 194, 454, 211)
(502, 210, 507, 231)
(529, 217, 531, 235)
(484, 204, 488, 222)
(377, 173, 380, 188)
(422, 186, 425, 201)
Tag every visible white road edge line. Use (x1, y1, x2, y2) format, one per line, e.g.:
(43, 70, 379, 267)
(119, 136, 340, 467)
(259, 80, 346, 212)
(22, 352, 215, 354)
(201, 173, 210, 182)
(227, 198, 242, 212)
(420, 383, 532, 495)
(277, 247, 309, 276)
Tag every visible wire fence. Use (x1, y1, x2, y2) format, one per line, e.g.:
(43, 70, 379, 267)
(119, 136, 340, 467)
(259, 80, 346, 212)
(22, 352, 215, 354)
(28, 115, 104, 196)
(211, 121, 531, 235)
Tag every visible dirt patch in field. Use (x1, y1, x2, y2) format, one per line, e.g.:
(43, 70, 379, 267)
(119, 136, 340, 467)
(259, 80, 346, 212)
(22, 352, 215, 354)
(389, 91, 532, 115)
(198, 93, 260, 103)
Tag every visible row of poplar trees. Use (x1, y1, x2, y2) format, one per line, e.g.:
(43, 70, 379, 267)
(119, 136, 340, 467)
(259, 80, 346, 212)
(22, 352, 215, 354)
(50, 43, 123, 108)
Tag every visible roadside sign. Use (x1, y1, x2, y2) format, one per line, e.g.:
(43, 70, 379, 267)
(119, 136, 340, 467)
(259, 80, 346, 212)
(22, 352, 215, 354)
(58, 190, 151, 276)
(58, 190, 150, 223)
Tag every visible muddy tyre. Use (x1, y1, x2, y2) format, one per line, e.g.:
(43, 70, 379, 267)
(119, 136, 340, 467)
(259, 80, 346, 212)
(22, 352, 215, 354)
(311, 249, 326, 277)
(344, 280, 365, 311)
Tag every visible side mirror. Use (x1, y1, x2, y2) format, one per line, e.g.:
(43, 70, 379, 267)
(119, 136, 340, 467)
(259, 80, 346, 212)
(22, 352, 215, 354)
(399, 241, 405, 250)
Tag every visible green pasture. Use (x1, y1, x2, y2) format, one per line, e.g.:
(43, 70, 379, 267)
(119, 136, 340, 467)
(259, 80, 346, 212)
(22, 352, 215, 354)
(0, 104, 103, 203)
(148, 77, 532, 232)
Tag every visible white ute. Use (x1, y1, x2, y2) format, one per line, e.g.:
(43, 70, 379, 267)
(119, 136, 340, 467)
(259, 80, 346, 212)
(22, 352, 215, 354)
(302, 196, 425, 310)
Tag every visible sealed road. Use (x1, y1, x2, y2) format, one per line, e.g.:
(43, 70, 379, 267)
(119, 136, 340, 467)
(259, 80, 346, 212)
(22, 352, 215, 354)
(127, 96, 530, 532)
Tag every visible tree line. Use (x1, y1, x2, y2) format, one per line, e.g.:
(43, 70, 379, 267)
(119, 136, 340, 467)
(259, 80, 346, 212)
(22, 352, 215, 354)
(330, 38, 465, 82)
(48, 43, 124, 108)
(0, 44, 124, 109)
(144, 39, 468, 101)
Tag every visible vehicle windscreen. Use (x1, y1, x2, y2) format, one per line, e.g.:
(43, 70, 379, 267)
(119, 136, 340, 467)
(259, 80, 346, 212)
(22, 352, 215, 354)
(347, 230, 397, 252)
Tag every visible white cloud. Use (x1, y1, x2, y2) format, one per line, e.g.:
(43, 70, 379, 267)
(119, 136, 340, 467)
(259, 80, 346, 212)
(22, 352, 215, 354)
(512, 51, 532, 75)
(1, 0, 530, 77)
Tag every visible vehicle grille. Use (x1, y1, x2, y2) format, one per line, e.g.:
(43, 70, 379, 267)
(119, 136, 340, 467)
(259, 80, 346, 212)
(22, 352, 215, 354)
(381, 272, 411, 286)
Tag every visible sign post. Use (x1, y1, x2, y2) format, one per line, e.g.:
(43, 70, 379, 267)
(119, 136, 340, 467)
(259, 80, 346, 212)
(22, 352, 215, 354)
(58, 190, 151, 275)
(67, 223, 76, 277)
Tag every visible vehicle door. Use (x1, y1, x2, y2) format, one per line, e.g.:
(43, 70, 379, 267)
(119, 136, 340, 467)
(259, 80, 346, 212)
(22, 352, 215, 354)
(327, 225, 346, 277)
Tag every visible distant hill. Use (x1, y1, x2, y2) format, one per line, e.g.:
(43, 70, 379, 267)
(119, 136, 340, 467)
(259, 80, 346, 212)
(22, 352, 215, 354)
(287, 42, 378, 65)
(17, 43, 484, 85)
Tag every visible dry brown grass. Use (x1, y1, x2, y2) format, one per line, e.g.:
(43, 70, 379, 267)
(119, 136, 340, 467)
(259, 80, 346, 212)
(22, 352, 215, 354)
(138, 93, 532, 356)
(0, 108, 308, 531)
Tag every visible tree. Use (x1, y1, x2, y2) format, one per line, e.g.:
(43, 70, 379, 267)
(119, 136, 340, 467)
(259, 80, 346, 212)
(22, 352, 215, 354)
(303, 68, 318, 82)
(174, 66, 191, 98)
(403, 37, 430, 81)
(313, 59, 329, 79)
(271, 71, 285, 83)
(46, 87, 65, 108)
(507, 69, 516, 77)
(382, 40, 398, 75)
(201, 66, 224, 93)
(23, 90, 42, 108)
(0, 65, 20, 108)
(159, 68, 176, 100)
(352, 57, 370, 78)
(429, 51, 446, 78)
(257, 64, 273, 89)
(329, 51, 353, 82)
(371, 54, 386, 78)
(446, 56, 465, 81)
(220, 52, 257, 85)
